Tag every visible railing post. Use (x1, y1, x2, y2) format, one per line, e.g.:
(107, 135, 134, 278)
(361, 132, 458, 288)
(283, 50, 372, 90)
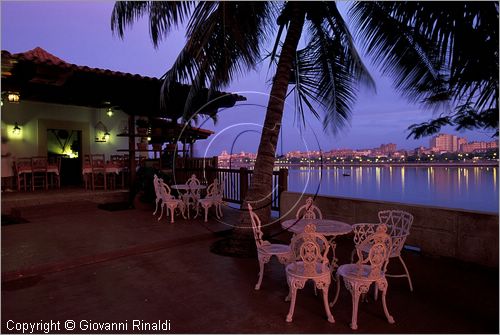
(239, 167, 249, 208)
(278, 168, 288, 214)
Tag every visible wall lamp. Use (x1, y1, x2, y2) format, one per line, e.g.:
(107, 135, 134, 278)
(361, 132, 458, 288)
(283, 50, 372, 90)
(7, 92, 20, 103)
(95, 121, 110, 143)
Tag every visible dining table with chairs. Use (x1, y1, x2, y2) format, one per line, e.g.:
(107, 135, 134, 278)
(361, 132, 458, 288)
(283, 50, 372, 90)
(250, 196, 415, 329)
(13, 156, 61, 191)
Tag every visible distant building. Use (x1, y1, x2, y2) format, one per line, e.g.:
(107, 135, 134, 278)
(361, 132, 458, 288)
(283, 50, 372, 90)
(457, 137, 467, 151)
(430, 134, 464, 152)
(415, 146, 433, 155)
(461, 140, 499, 153)
(379, 143, 397, 155)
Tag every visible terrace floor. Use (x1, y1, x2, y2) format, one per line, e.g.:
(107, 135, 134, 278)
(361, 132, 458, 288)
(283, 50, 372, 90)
(1, 192, 498, 333)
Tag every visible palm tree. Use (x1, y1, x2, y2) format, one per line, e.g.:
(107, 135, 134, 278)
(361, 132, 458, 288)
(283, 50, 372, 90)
(111, 1, 498, 255)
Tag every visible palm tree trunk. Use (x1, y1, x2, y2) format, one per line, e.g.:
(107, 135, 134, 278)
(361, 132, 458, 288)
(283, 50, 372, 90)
(211, 4, 305, 257)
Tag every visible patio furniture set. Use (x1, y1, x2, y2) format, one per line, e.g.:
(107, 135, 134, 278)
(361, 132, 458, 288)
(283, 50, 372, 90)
(13, 156, 61, 191)
(248, 197, 414, 330)
(82, 154, 129, 191)
(152, 174, 224, 223)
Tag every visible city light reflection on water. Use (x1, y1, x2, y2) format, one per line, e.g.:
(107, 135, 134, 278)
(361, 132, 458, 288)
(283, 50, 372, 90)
(287, 166, 499, 212)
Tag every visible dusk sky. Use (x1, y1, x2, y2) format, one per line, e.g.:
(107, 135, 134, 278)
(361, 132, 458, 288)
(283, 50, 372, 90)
(1, 1, 494, 156)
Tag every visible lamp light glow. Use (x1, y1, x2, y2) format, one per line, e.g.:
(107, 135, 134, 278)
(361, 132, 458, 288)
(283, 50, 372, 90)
(7, 92, 20, 103)
(12, 123, 21, 135)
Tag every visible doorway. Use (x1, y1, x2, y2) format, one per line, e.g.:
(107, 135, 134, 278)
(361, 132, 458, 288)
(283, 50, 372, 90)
(47, 129, 82, 186)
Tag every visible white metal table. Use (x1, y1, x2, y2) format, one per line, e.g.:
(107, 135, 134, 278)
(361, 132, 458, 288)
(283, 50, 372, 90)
(171, 184, 207, 192)
(171, 184, 207, 217)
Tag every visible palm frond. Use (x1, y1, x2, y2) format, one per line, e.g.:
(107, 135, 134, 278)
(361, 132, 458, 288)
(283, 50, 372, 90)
(349, 2, 444, 106)
(161, 2, 272, 120)
(350, 1, 498, 114)
(407, 116, 452, 139)
(290, 2, 374, 134)
(111, 1, 194, 46)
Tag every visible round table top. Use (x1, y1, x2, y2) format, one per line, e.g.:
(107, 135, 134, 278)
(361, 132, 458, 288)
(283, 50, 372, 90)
(171, 184, 207, 191)
(281, 218, 353, 236)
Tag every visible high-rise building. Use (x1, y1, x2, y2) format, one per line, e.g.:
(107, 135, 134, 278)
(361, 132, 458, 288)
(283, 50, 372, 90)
(379, 143, 397, 154)
(430, 134, 462, 152)
(457, 137, 467, 151)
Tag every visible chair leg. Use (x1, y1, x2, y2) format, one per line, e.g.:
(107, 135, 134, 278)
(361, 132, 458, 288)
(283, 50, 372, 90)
(204, 206, 208, 223)
(216, 204, 222, 218)
(255, 256, 267, 290)
(399, 255, 414, 291)
(286, 283, 298, 322)
(153, 199, 159, 216)
(331, 273, 341, 307)
(379, 279, 395, 324)
(180, 203, 187, 219)
(158, 204, 165, 221)
(321, 283, 335, 323)
(169, 206, 175, 223)
(186, 202, 190, 219)
(349, 282, 362, 330)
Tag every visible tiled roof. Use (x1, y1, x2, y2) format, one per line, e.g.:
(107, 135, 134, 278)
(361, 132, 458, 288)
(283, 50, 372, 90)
(16, 47, 68, 66)
(12, 47, 158, 81)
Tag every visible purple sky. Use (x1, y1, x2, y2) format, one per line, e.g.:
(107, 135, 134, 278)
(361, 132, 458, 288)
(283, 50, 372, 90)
(1, 1, 494, 156)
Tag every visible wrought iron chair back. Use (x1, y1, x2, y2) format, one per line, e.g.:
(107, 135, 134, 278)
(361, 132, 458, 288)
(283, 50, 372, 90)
(295, 197, 323, 220)
(378, 210, 413, 256)
(248, 203, 266, 249)
(354, 224, 392, 279)
(289, 223, 330, 276)
(186, 174, 201, 195)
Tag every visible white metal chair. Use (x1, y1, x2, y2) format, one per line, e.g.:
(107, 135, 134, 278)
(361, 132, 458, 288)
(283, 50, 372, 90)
(157, 178, 185, 223)
(295, 197, 323, 219)
(180, 174, 201, 219)
(333, 224, 394, 330)
(248, 203, 292, 290)
(285, 223, 335, 323)
(295, 196, 324, 297)
(378, 210, 414, 291)
(197, 178, 224, 222)
(153, 174, 163, 216)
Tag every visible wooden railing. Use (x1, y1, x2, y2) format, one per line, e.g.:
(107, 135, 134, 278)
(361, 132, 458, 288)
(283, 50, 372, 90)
(173, 167, 288, 211)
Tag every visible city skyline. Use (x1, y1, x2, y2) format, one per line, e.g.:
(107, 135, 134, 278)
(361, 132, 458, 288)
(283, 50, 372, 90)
(217, 133, 498, 156)
(1, 1, 496, 157)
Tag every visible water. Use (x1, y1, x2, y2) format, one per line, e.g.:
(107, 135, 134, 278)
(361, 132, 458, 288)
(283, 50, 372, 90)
(287, 166, 499, 213)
